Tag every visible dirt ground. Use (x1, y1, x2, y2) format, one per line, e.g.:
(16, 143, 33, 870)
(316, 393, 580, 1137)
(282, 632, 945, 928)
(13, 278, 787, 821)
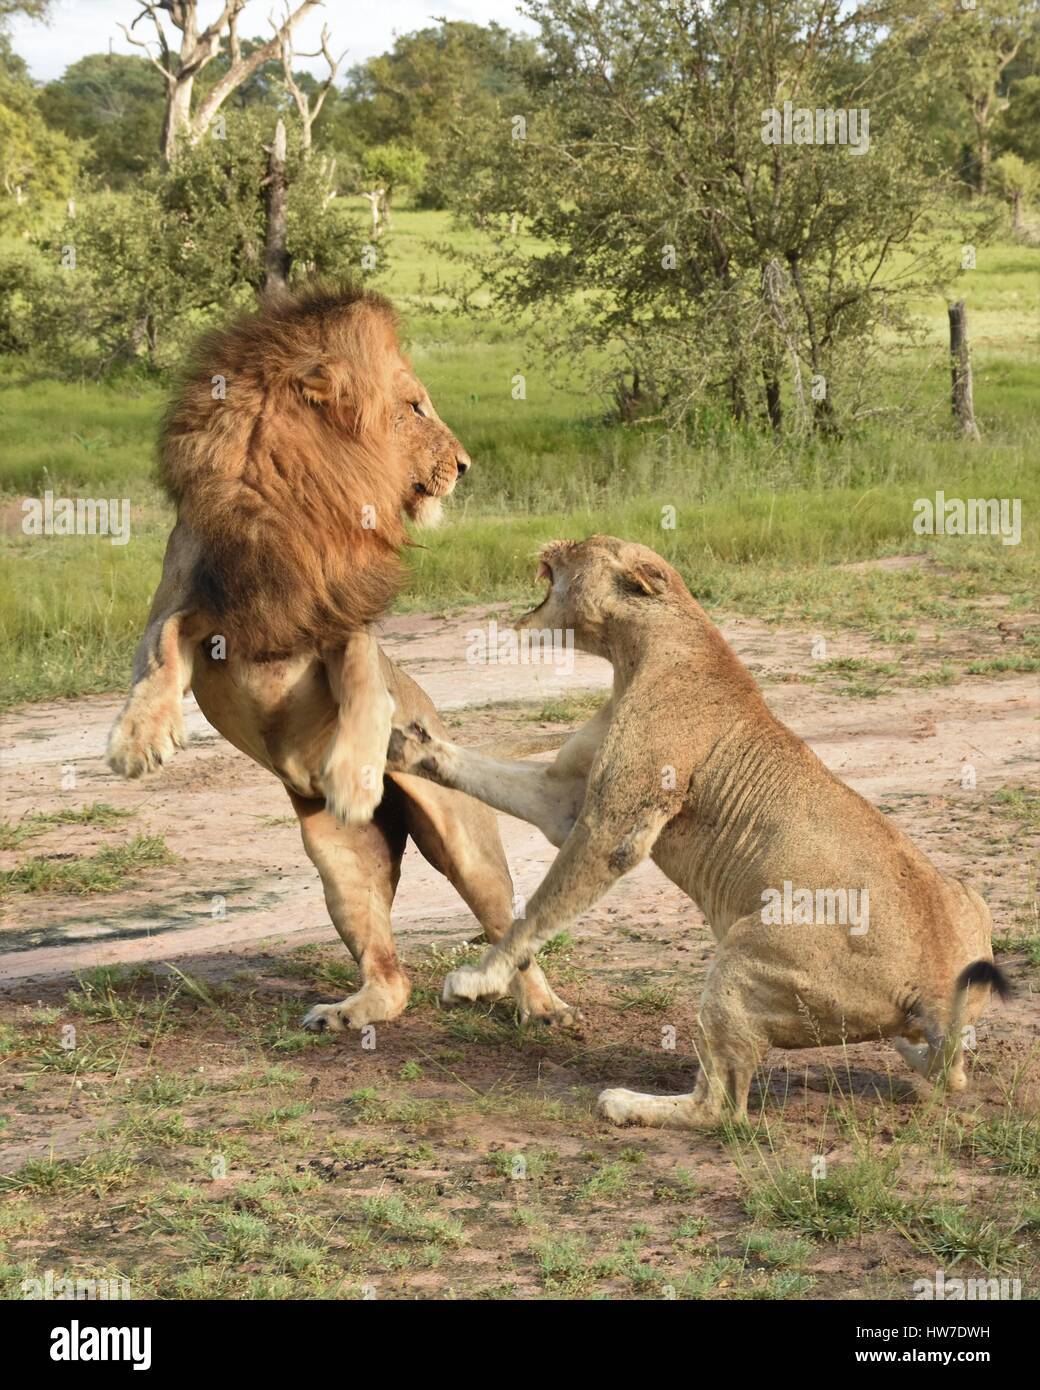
(1, 606, 1037, 1300)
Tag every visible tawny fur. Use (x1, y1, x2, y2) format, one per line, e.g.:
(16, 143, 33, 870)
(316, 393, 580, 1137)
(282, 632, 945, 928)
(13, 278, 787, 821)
(388, 536, 1010, 1128)
(108, 283, 470, 824)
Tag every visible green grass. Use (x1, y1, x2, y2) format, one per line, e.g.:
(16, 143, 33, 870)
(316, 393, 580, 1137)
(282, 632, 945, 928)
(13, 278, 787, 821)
(0, 801, 132, 849)
(1, 208, 1038, 705)
(0, 833, 174, 895)
(742, 1153, 910, 1240)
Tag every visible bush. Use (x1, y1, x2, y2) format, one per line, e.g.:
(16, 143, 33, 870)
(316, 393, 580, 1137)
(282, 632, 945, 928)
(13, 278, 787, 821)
(20, 110, 368, 377)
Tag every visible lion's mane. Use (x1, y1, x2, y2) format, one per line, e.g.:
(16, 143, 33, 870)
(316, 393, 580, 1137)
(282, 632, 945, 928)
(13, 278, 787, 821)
(159, 284, 414, 659)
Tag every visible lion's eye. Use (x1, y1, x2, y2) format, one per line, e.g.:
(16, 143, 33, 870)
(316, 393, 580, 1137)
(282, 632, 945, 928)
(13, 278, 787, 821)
(410, 401, 426, 418)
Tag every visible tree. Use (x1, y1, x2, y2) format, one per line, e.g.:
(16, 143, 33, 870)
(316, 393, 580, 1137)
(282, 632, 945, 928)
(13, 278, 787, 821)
(119, 0, 321, 162)
(0, 25, 82, 207)
(457, 0, 957, 435)
(991, 151, 1040, 230)
(271, 6, 344, 153)
(360, 142, 427, 230)
(327, 21, 540, 205)
(887, 1, 1038, 194)
(39, 56, 163, 188)
(994, 74, 1040, 164)
(22, 109, 364, 374)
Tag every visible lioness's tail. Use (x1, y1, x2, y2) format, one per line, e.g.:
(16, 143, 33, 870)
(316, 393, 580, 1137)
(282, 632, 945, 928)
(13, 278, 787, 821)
(945, 959, 1012, 1050)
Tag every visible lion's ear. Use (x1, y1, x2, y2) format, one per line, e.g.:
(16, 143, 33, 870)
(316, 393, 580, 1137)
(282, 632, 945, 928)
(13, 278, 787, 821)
(621, 560, 670, 596)
(296, 363, 336, 405)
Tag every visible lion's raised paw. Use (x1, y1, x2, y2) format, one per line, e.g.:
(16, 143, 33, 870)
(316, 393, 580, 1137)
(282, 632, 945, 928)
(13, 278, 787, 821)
(106, 705, 186, 779)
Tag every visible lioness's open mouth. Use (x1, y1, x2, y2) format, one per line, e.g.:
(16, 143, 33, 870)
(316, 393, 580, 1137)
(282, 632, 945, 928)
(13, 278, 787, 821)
(519, 558, 554, 622)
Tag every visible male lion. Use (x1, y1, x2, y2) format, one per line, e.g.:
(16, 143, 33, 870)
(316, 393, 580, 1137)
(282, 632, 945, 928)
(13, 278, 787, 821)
(105, 285, 575, 1028)
(108, 284, 466, 824)
(387, 536, 1010, 1126)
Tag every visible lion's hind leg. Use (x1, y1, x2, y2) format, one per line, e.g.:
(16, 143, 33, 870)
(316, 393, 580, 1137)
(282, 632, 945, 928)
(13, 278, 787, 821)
(321, 629, 395, 826)
(290, 788, 411, 1031)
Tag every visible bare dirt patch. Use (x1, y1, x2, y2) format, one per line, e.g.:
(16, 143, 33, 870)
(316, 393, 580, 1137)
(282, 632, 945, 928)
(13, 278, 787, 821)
(1, 607, 1037, 1300)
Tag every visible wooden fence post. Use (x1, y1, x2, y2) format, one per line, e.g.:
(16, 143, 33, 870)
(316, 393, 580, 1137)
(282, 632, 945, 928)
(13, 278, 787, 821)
(948, 299, 980, 441)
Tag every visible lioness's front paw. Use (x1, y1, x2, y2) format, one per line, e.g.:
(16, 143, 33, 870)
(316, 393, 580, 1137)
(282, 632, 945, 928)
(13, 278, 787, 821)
(442, 956, 514, 1006)
(106, 702, 186, 779)
(386, 720, 439, 775)
(597, 1088, 642, 1126)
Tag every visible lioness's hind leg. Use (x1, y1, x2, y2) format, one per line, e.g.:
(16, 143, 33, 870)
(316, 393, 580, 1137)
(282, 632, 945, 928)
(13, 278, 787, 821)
(290, 789, 411, 1031)
(893, 1036, 968, 1093)
(600, 917, 771, 1130)
(322, 630, 394, 826)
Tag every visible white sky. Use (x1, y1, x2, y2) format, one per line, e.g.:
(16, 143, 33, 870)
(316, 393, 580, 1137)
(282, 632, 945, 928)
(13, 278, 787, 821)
(9, 0, 537, 82)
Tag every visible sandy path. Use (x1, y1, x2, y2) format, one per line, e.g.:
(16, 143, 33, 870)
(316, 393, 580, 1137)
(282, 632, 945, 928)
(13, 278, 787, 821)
(1, 606, 1037, 986)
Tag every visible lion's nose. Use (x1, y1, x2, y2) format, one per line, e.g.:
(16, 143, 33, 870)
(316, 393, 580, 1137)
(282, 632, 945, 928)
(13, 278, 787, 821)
(455, 450, 471, 476)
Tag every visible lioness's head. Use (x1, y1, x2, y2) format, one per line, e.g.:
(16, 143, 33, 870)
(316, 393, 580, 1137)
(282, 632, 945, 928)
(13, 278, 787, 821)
(518, 535, 687, 655)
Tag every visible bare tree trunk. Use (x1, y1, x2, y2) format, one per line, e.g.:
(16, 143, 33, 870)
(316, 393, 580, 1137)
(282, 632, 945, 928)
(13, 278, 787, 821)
(763, 372, 783, 433)
(948, 300, 980, 441)
(161, 76, 195, 165)
(363, 190, 383, 237)
(263, 120, 290, 295)
(122, 0, 321, 165)
(275, 14, 345, 156)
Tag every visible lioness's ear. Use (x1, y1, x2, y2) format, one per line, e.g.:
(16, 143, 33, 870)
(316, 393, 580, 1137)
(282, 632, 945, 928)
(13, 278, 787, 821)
(621, 560, 670, 596)
(296, 363, 336, 404)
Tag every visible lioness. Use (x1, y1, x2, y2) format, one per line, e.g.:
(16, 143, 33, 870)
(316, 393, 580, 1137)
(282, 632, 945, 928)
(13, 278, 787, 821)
(387, 535, 1009, 1127)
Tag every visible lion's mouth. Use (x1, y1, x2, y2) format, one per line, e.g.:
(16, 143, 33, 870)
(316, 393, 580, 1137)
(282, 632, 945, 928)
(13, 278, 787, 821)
(413, 475, 457, 500)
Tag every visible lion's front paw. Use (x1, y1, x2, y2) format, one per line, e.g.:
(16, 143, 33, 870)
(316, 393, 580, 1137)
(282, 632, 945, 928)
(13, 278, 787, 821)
(106, 700, 186, 779)
(442, 955, 514, 1007)
(322, 747, 385, 825)
(302, 976, 410, 1032)
(386, 720, 438, 775)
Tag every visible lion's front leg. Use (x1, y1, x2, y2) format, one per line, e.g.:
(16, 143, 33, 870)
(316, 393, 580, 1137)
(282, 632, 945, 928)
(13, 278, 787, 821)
(107, 612, 191, 777)
(321, 629, 394, 826)
(107, 523, 211, 779)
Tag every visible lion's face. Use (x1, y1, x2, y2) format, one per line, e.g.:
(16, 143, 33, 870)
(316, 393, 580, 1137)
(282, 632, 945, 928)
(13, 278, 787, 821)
(393, 367, 471, 528)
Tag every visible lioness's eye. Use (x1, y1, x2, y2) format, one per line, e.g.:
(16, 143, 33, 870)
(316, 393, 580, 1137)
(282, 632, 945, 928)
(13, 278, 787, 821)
(410, 401, 426, 418)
